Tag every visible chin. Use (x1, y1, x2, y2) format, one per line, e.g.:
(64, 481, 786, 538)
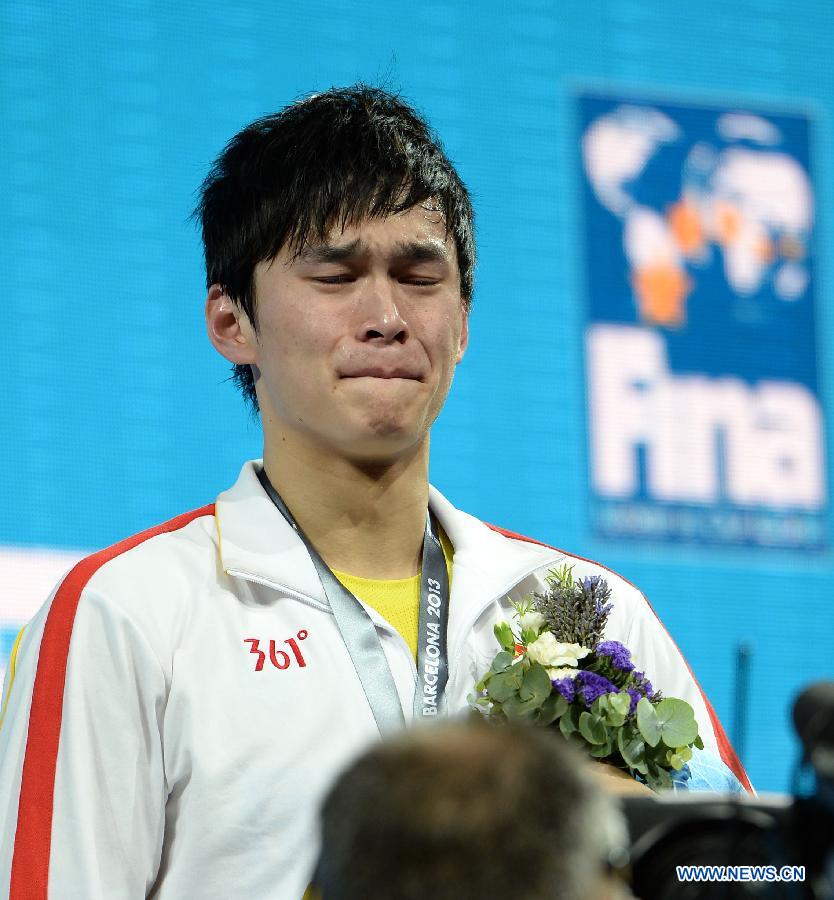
(341, 423, 427, 464)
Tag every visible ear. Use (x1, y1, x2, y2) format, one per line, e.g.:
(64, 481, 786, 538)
(455, 309, 469, 364)
(205, 285, 257, 365)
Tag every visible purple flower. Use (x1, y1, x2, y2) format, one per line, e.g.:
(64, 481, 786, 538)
(595, 600, 614, 619)
(626, 687, 643, 714)
(633, 671, 656, 700)
(552, 677, 576, 703)
(575, 670, 618, 707)
(595, 640, 634, 672)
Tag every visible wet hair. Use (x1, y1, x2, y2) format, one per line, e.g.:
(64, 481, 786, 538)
(195, 84, 475, 411)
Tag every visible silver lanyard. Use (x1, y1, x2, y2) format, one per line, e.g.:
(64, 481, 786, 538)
(257, 469, 450, 733)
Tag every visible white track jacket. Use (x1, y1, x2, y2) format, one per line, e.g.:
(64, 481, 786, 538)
(0, 461, 749, 899)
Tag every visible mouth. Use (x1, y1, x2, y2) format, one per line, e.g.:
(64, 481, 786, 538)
(341, 367, 423, 381)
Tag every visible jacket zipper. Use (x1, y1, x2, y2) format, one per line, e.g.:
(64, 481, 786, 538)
(224, 569, 332, 613)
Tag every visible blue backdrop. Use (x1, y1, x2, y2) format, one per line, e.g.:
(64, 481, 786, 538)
(2, 0, 833, 793)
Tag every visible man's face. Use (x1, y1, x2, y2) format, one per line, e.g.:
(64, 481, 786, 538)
(248, 204, 468, 463)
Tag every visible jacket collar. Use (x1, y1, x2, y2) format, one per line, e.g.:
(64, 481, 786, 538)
(216, 460, 565, 613)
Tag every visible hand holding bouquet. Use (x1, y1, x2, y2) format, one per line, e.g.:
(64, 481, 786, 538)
(472, 565, 703, 791)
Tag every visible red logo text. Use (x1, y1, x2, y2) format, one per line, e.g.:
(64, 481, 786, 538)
(243, 630, 309, 672)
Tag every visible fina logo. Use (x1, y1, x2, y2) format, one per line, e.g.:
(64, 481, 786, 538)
(587, 325, 824, 508)
(579, 95, 828, 549)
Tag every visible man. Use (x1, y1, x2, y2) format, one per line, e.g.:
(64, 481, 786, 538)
(314, 718, 632, 900)
(0, 85, 748, 899)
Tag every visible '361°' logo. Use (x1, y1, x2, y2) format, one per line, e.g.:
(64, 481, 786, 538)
(244, 630, 308, 672)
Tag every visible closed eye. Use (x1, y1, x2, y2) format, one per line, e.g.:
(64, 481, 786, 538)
(312, 275, 355, 285)
(400, 277, 440, 287)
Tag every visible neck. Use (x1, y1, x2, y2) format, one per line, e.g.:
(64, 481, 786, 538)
(262, 435, 430, 580)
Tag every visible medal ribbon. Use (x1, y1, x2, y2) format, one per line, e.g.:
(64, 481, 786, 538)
(257, 468, 450, 734)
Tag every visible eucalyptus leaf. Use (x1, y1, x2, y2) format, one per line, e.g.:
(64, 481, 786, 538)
(503, 693, 539, 722)
(487, 671, 517, 703)
(559, 707, 579, 738)
(610, 692, 632, 718)
(636, 698, 661, 747)
(490, 650, 514, 673)
(537, 692, 569, 726)
(654, 699, 699, 748)
(618, 727, 648, 774)
(466, 692, 489, 709)
(596, 694, 626, 727)
(591, 695, 624, 727)
(590, 737, 613, 758)
(579, 712, 608, 745)
(519, 663, 552, 707)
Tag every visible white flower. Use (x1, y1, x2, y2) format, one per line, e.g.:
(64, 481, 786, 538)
(526, 633, 592, 668)
(546, 666, 580, 680)
(518, 610, 546, 633)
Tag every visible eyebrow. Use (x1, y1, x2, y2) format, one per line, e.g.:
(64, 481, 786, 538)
(296, 239, 450, 265)
(394, 240, 450, 264)
(297, 239, 362, 264)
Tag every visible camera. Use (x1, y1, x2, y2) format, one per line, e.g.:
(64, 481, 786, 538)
(621, 682, 834, 899)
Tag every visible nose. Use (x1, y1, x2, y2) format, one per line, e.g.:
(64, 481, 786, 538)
(356, 278, 409, 345)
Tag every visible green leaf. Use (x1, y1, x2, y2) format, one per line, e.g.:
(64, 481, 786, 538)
(493, 623, 516, 654)
(636, 698, 661, 747)
(486, 671, 516, 703)
(694, 735, 704, 751)
(519, 663, 552, 707)
(589, 736, 614, 758)
(594, 693, 627, 727)
(618, 726, 648, 774)
(559, 706, 579, 737)
(653, 699, 699, 748)
(506, 664, 525, 691)
(668, 752, 684, 771)
(466, 692, 489, 710)
(609, 692, 632, 718)
(605, 709, 627, 727)
(579, 711, 608, 745)
(600, 694, 628, 728)
(490, 650, 514, 673)
(548, 563, 574, 589)
(502, 693, 539, 721)
(537, 692, 569, 726)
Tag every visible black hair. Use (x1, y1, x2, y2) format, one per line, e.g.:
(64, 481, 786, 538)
(315, 720, 620, 900)
(195, 84, 475, 412)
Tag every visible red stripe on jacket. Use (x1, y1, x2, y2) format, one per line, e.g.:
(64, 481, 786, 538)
(485, 522, 753, 793)
(10, 504, 215, 900)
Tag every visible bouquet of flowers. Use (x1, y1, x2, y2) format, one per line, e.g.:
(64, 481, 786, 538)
(471, 564, 703, 791)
